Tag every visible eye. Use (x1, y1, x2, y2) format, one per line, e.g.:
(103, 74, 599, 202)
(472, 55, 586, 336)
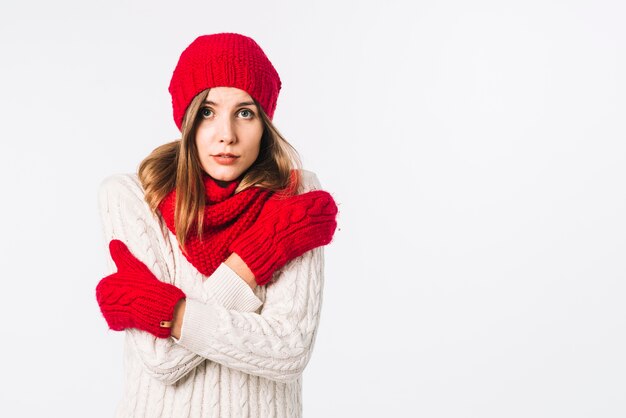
(238, 109, 255, 119)
(199, 107, 213, 119)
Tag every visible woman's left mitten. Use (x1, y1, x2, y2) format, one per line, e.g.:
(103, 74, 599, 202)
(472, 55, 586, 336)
(96, 239, 186, 338)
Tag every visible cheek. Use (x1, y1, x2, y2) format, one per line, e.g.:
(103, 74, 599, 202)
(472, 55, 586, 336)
(243, 125, 263, 156)
(196, 124, 218, 150)
(253, 124, 264, 149)
(251, 134, 263, 160)
(195, 131, 211, 168)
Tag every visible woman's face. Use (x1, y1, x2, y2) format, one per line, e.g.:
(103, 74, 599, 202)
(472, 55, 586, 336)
(195, 87, 264, 182)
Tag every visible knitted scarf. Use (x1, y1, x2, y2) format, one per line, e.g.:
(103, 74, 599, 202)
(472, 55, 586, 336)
(157, 173, 274, 276)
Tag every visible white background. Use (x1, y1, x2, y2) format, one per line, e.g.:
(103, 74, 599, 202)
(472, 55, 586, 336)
(1, 0, 624, 417)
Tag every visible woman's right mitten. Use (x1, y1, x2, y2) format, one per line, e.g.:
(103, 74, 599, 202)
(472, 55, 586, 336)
(228, 190, 338, 286)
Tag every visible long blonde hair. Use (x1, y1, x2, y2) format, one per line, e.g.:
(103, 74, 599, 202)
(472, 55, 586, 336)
(138, 88, 301, 251)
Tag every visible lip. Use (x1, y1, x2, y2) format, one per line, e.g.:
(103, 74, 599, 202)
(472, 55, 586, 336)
(212, 154, 239, 165)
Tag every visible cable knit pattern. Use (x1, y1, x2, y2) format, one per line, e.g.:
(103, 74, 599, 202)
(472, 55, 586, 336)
(97, 169, 327, 418)
(96, 239, 186, 338)
(229, 190, 338, 285)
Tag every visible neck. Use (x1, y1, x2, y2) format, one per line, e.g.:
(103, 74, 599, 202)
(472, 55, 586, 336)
(202, 171, 239, 186)
(213, 178, 236, 188)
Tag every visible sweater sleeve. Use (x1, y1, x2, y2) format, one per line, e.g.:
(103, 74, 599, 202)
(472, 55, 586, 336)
(174, 170, 330, 383)
(97, 173, 262, 385)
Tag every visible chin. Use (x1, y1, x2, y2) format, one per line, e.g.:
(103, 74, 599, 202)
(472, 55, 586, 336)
(206, 168, 241, 182)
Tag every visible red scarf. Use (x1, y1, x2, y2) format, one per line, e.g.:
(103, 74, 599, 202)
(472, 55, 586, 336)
(157, 173, 273, 276)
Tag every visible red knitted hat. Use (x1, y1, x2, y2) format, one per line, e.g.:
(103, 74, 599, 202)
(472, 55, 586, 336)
(168, 33, 282, 130)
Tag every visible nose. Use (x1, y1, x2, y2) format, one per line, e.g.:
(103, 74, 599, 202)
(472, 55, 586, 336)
(218, 117, 237, 144)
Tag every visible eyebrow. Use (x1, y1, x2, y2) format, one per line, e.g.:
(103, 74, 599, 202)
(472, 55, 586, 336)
(203, 100, 256, 107)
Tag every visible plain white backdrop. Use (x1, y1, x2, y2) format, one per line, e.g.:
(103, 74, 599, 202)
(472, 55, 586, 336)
(0, 0, 624, 417)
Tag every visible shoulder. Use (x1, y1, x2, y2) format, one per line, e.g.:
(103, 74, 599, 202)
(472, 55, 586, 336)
(99, 173, 144, 198)
(98, 173, 151, 216)
(296, 169, 323, 194)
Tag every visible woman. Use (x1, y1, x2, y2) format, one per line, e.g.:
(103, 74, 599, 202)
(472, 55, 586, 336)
(95, 33, 338, 418)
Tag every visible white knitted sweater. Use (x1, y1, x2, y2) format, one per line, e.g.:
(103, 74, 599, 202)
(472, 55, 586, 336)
(97, 170, 326, 418)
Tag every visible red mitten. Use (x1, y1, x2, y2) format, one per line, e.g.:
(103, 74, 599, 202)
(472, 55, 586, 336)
(96, 239, 186, 338)
(229, 190, 338, 285)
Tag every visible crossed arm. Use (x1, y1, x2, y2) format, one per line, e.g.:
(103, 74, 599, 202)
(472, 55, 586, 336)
(97, 172, 326, 385)
(170, 252, 255, 338)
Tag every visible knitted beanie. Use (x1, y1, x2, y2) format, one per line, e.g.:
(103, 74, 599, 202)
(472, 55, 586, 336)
(168, 33, 282, 130)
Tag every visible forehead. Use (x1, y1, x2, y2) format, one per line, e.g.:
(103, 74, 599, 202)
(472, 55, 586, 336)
(206, 87, 253, 104)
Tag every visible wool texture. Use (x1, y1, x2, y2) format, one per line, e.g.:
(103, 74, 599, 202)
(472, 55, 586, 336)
(97, 171, 330, 418)
(96, 239, 186, 338)
(229, 190, 338, 285)
(157, 173, 273, 278)
(158, 172, 338, 285)
(169, 33, 282, 130)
